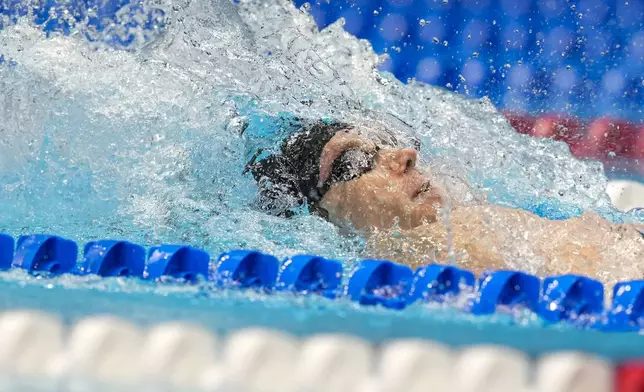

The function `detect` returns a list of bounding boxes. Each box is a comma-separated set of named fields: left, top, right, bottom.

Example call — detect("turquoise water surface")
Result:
left=1, top=0, right=643, bottom=364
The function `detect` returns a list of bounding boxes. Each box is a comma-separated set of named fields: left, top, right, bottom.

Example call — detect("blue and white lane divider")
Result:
left=0, top=310, right=624, bottom=392
left=0, top=233, right=643, bottom=332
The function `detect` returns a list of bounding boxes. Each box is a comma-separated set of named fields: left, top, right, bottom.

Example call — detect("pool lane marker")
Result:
left=0, top=309, right=634, bottom=392
left=0, top=233, right=643, bottom=331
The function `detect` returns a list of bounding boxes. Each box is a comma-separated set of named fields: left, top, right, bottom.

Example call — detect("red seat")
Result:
left=531, top=115, right=585, bottom=156
left=580, top=118, right=641, bottom=161
left=634, top=124, right=644, bottom=161
left=503, top=111, right=536, bottom=135
left=616, top=362, right=644, bottom=392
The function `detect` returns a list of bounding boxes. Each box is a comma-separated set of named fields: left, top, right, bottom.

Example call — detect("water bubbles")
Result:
left=578, top=13, right=583, bottom=19
left=0, top=0, right=637, bottom=284
left=566, top=65, right=572, bottom=70
left=442, top=0, right=448, bottom=4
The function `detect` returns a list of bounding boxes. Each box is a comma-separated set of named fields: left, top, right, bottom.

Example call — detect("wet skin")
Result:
left=316, top=131, right=644, bottom=285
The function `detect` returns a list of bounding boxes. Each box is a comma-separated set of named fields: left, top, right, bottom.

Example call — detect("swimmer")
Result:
left=246, top=120, right=644, bottom=285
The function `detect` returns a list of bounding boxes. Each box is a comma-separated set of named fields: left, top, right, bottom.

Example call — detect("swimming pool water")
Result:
left=0, top=270, right=643, bottom=362
left=0, top=0, right=643, bottom=377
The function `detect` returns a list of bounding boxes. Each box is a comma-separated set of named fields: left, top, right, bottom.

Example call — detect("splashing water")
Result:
left=0, top=0, right=641, bottom=273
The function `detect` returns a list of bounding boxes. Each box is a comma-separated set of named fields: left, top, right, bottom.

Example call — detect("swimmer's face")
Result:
left=318, top=132, right=443, bottom=231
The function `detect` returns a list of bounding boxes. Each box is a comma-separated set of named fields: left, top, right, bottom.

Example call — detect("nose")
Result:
left=389, top=148, right=418, bottom=174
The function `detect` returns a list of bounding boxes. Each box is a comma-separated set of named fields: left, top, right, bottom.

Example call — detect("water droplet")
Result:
left=432, top=37, right=440, bottom=44
left=467, top=34, right=472, bottom=40
left=570, top=4, right=576, bottom=10
left=472, top=52, right=479, bottom=57
left=566, top=65, right=572, bottom=70
left=578, top=13, right=583, bottom=19
left=504, top=63, right=511, bottom=69
left=419, top=19, right=426, bottom=26
left=443, top=40, right=448, bottom=46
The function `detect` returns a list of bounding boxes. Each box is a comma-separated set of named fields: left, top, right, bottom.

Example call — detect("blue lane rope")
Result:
left=0, top=232, right=643, bottom=332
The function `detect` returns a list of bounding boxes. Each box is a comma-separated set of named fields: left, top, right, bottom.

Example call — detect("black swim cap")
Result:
left=245, top=120, right=378, bottom=218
